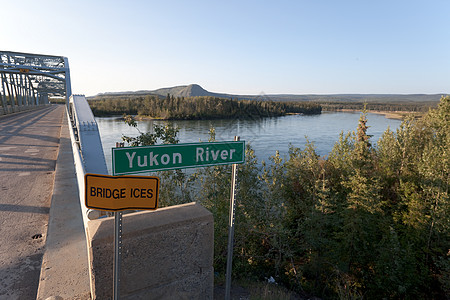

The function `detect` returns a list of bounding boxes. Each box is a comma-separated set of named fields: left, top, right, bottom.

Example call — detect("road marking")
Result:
left=25, top=149, right=39, bottom=153
left=0, top=146, right=17, bottom=151
left=18, top=172, right=31, bottom=176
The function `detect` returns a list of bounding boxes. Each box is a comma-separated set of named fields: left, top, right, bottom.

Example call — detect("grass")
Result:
left=214, top=277, right=301, bottom=300
left=247, top=282, right=295, bottom=300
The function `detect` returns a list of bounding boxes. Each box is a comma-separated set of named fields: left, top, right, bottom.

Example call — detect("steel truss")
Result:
left=0, top=50, right=71, bottom=114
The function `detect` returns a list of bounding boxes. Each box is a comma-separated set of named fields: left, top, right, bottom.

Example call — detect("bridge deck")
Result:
left=0, top=106, right=89, bottom=299
left=0, top=106, right=63, bottom=298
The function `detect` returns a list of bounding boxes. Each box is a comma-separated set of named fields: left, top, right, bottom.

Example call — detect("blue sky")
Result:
left=1, top=0, right=449, bottom=96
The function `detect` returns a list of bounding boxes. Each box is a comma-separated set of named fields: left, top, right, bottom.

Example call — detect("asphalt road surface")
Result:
left=0, top=105, right=64, bottom=299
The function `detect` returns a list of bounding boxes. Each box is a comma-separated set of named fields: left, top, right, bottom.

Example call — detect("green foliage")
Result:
left=320, top=100, right=438, bottom=113
left=120, top=96, right=450, bottom=299
left=121, top=116, right=192, bottom=207
left=121, top=114, right=180, bottom=146
left=232, top=96, right=449, bottom=298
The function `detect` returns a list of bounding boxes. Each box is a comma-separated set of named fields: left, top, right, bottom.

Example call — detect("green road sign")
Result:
left=112, top=141, right=245, bottom=175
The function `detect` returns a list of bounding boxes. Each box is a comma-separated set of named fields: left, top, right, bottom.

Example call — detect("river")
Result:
left=96, top=112, right=402, bottom=173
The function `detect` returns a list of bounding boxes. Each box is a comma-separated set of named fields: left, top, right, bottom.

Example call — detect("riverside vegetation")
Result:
left=121, top=96, right=449, bottom=299
left=319, top=101, right=438, bottom=113
left=89, top=94, right=322, bottom=119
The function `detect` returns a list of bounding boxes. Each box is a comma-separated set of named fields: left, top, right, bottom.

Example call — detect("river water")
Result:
left=96, top=112, right=402, bottom=173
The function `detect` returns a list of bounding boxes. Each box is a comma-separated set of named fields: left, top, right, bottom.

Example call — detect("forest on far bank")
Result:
left=88, top=94, right=322, bottom=119
left=319, top=100, right=439, bottom=113
left=86, top=93, right=440, bottom=120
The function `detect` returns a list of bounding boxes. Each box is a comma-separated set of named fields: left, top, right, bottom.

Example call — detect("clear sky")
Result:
left=1, top=0, right=449, bottom=96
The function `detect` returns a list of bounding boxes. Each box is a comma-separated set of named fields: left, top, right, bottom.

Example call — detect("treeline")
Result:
left=319, top=101, right=439, bottom=112
left=49, top=98, right=66, bottom=104
left=124, top=96, right=450, bottom=299
left=88, top=94, right=322, bottom=119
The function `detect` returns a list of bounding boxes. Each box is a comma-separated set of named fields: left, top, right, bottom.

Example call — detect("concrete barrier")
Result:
left=87, top=202, right=214, bottom=299
left=37, top=108, right=91, bottom=300
left=38, top=104, right=110, bottom=300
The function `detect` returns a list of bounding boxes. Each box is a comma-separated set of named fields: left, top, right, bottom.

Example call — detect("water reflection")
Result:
left=96, top=112, right=402, bottom=173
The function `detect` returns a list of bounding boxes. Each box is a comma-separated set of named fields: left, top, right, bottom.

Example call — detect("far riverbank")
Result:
left=326, top=109, right=425, bottom=120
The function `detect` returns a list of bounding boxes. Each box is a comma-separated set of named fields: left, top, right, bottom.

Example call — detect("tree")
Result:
left=121, top=115, right=193, bottom=207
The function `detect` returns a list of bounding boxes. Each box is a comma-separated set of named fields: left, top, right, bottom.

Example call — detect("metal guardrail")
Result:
left=68, top=94, right=109, bottom=220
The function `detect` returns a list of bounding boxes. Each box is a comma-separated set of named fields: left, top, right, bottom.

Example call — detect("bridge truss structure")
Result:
left=0, top=50, right=71, bottom=114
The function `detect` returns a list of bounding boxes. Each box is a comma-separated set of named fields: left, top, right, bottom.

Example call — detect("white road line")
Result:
left=25, top=149, right=40, bottom=153
left=0, top=146, right=18, bottom=151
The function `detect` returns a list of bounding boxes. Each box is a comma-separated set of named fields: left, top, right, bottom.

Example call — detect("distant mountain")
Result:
left=93, top=84, right=225, bottom=98
left=91, top=84, right=445, bottom=103
left=152, top=84, right=214, bottom=97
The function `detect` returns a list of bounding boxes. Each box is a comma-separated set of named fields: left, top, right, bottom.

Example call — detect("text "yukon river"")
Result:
left=112, top=141, right=245, bottom=175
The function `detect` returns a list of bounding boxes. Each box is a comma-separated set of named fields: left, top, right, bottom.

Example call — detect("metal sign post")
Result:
left=107, top=142, right=160, bottom=299
left=225, top=136, right=240, bottom=300
left=113, top=210, right=122, bottom=300
left=84, top=173, right=159, bottom=300
left=113, top=142, right=124, bottom=300
left=106, top=139, right=245, bottom=299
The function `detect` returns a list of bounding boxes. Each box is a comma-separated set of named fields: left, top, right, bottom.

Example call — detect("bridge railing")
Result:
left=67, top=94, right=109, bottom=220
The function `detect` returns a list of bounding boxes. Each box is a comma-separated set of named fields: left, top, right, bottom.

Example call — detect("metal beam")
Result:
left=0, top=76, right=8, bottom=114
left=0, top=50, right=71, bottom=114
left=0, top=62, right=67, bottom=72
left=0, top=67, right=65, bottom=81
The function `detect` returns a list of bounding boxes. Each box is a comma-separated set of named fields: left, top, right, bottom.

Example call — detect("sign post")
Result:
left=113, top=210, right=122, bottom=300
left=86, top=139, right=245, bottom=299
left=85, top=145, right=160, bottom=300
left=84, top=173, right=159, bottom=300
left=225, top=136, right=240, bottom=300
left=114, top=140, right=125, bottom=300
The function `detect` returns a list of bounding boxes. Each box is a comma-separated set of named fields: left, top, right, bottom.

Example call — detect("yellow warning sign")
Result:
left=85, top=174, right=159, bottom=211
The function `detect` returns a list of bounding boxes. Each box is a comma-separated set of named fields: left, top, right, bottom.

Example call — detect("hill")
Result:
left=92, top=84, right=227, bottom=99
left=90, top=84, right=445, bottom=103
left=151, top=84, right=218, bottom=97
